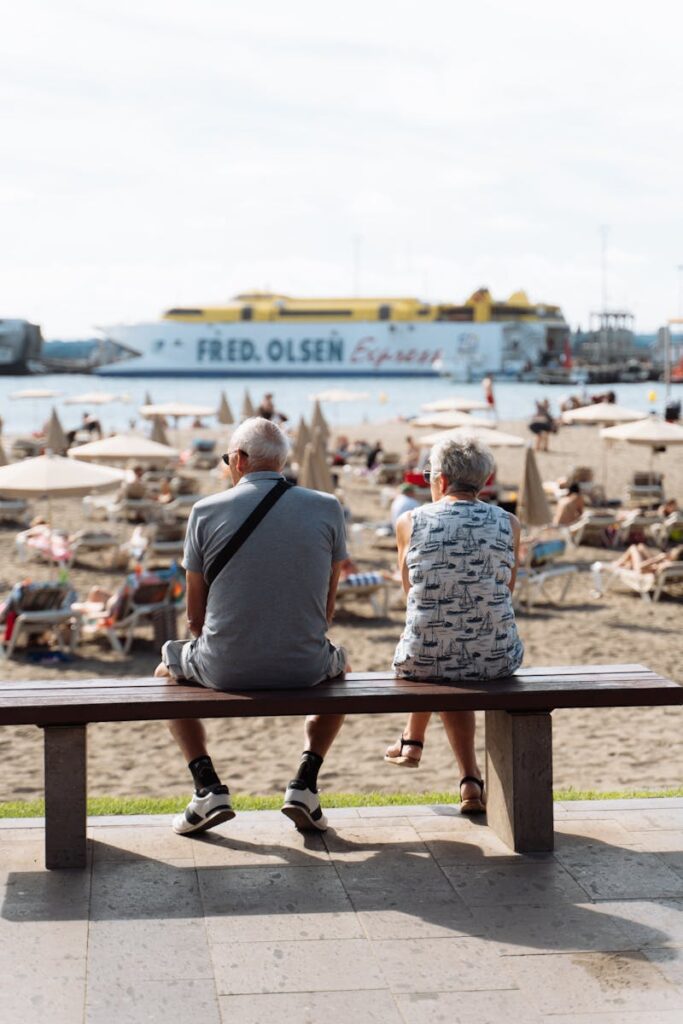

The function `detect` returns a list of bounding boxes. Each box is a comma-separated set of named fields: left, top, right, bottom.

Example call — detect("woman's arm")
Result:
left=396, top=511, right=413, bottom=595
left=508, top=513, right=522, bottom=592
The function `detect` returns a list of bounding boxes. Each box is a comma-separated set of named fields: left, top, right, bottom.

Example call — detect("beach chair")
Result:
left=568, top=509, right=619, bottom=547
left=514, top=535, right=579, bottom=611
left=336, top=573, right=393, bottom=617
left=0, top=582, right=78, bottom=658
left=625, top=472, right=664, bottom=509
left=70, top=529, right=125, bottom=568
left=591, top=559, right=683, bottom=603
left=650, top=510, right=683, bottom=549
left=0, top=498, right=30, bottom=524
left=16, top=526, right=75, bottom=566
left=143, top=520, right=186, bottom=566
left=189, top=439, right=218, bottom=470
left=10, top=438, right=41, bottom=460
left=74, top=573, right=183, bottom=655
left=615, top=509, right=663, bottom=547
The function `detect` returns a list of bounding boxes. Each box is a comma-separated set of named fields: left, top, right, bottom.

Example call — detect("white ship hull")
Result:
left=95, top=319, right=550, bottom=380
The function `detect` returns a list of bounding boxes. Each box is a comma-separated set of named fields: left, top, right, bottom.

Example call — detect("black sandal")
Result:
left=459, top=775, right=486, bottom=814
left=384, top=735, right=423, bottom=768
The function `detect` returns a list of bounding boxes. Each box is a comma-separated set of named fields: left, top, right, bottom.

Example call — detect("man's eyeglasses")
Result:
left=423, top=463, right=435, bottom=483
left=221, top=449, right=247, bottom=466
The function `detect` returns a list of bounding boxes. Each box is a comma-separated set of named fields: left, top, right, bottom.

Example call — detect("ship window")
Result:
left=165, top=308, right=204, bottom=316
left=418, top=306, right=431, bottom=316
left=277, top=309, right=353, bottom=317
left=241, top=306, right=253, bottom=321
left=378, top=304, right=391, bottom=321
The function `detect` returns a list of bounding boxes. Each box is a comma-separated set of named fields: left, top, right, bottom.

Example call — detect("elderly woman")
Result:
left=385, top=436, right=524, bottom=813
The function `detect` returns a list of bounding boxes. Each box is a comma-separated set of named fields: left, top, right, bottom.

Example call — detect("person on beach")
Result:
left=386, top=436, right=524, bottom=813
left=154, top=417, right=349, bottom=836
left=612, top=543, right=683, bottom=574
left=553, top=483, right=585, bottom=527
left=528, top=399, right=557, bottom=451
left=256, top=392, right=288, bottom=424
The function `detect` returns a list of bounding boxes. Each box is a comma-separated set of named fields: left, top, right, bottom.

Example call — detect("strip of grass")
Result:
left=1, top=787, right=682, bottom=819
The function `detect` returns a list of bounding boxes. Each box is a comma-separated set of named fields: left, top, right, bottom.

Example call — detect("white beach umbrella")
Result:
left=139, top=402, right=215, bottom=420
left=9, top=388, right=62, bottom=400
left=561, top=403, right=647, bottom=425
left=419, top=425, right=525, bottom=448
left=600, top=416, right=683, bottom=446
left=217, top=391, right=234, bottom=425
left=68, top=434, right=179, bottom=463
left=45, top=407, right=68, bottom=453
left=421, top=397, right=489, bottom=413
left=310, top=388, right=371, bottom=402
left=63, top=391, right=120, bottom=406
left=0, top=454, right=126, bottom=499
left=150, top=416, right=171, bottom=447
left=241, top=390, right=255, bottom=420
left=412, top=411, right=493, bottom=429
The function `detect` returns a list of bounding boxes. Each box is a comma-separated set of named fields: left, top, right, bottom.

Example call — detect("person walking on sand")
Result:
left=385, top=436, right=524, bottom=813
left=155, top=417, right=349, bottom=836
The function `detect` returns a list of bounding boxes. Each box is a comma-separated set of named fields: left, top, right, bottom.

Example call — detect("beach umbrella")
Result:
left=241, top=389, right=255, bottom=420
left=9, top=388, right=62, bottom=400
left=312, top=428, right=335, bottom=494
left=292, top=417, right=311, bottom=465
left=421, top=397, right=489, bottom=413
left=0, top=454, right=126, bottom=500
left=0, top=440, right=7, bottom=468
left=63, top=391, right=120, bottom=406
left=310, top=388, right=371, bottom=403
left=601, top=416, right=683, bottom=472
left=68, top=434, right=179, bottom=464
left=419, top=425, right=525, bottom=448
left=45, top=407, right=68, bottom=454
left=217, top=391, right=234, bottom=425
left=297, top=443, right=318, bottom=490
left=0, top=414, right=4, bottom=435
left=561, top=403, right=647, bottom=425
left=311, top=399, right=330, bottom=443
left=144, top=390, right=153, bottom=406
left=412, top=411, right=493, bottom=429
left=139, top=402, right=215, bottom=420
left=517, top=446, right=552, bottom=527
left=150, top=416, right=171, bottom=447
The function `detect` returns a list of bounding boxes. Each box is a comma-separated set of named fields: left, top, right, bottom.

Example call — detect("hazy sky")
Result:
left=2, top=1, right=682, bottom=337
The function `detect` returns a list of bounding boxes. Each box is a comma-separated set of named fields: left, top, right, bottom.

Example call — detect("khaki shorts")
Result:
left=161, top=639, right=348, bottom=689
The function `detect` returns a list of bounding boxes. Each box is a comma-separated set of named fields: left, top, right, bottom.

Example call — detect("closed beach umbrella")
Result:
left=68, top=434, right=178, bottom=464
left=517, top=446, right=552, bottom=527
left=412, top=411, right=493, bottom=429
left=297, top=443, right=317, bottom=490
left=144, top=390, right=153, bottom=406
left=150, top=416, right=171, bottom=447
left=421, top=397, right=489, bottom=413
left=0, top=440, right=7, bottom=468
left=45, top=407, right=68, bottom=453
left=241, top=390, right=255, bottom=420
left=311, top=400, right=330, bottom=443
left=292, top=417, right=311, bottom=465
left=0, top=454, right=126, bottom=499
left=217, top=391, right=234, bottom=426
left=561, top=403, right=647, bottom=425
left=419, top=425, right=525, bottom=448
left=312, top=428, right=334, bottom=494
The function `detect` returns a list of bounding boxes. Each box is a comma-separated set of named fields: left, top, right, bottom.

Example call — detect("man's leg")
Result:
left=282, top=713, right=345, bottom=832
left=439, top=710, right=486, bottom=811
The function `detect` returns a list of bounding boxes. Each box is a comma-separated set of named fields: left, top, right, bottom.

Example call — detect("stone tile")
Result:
left=395, top=990, right=542, bottom=1023
left=420, top=829, right=516, bottom=865
left=357, top=895, right=480, bottom=940
left=323, top=825, right=426, bottom=861
left=558, top=810, right=670, bottom=831
left=87, top=919, right=213, bottom=981
left=592, top=899, right=683, bottom=948
left=554, top=819, right=638, bottom=848
left=90, top=826, right=195, bottom=864
left=336, top=852, right=456, bottom=901
left=643, top=810, right=683, bottom=830
left=191, top=827, right=330, bottom=867
left=1, top=868, right=91, bottom=921
left=330, top=815, right=413, bottom=830
left=211, top=938, right=385, bottom=994
left=478, top=902, right=637, bottom=955
left=357, top=803, right=446, bottom=818
left=408, top=812, right=490, bottom=833
left=0, top=917, right=88, bottom=976
left=89, top=859, right=199, bottom=920
left=86, top=976, right=221, bottom=1023
left=643, top=946, right=683, bottom=986
left=0, top=975, right=86, bottom=1023
left=199, top=864, right=360, bottom=941
left=555, top=844, right=683, bottom=900
left=218, top=990, right=403, bottom=1024
left=556, top=799, right=683, bottom=812
left=442, top=858, right=587, bottom=907
left=547, top=1013, right=683, bottom=1023
left=372, top=936, right=512, bottom=992
left=505, top=951, right=682, bottom=1015
left=620, top=832, right=683, bottom=877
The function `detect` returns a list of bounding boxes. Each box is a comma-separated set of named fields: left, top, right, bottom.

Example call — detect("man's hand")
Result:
left=186, top=570, right=209, bottom=636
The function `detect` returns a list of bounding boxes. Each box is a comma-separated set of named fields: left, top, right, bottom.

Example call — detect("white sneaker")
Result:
left=172, top=785, right=235, bottom=835
left=281, top=780, right=328, bottom=831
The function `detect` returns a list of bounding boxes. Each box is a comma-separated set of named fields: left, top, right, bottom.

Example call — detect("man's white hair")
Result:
left=429, top=435, right=495, bottom=493
left=230, top=417, right=289, bottom=470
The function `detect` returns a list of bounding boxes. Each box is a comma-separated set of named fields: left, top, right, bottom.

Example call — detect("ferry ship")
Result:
left=94, top=288, right=569, bottom=380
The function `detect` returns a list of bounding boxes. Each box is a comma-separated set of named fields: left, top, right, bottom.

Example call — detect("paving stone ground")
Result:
left=1, top=799, right=682, bottom=1023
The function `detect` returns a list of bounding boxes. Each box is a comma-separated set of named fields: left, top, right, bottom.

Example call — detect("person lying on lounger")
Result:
left=613, top=543, right=683, bottom=574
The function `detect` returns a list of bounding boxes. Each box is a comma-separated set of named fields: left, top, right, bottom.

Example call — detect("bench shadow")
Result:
left=2, top=825, right=679, bottom=956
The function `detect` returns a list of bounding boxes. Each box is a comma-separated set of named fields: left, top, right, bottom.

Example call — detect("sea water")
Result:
left=0, top=373, right=675, bottom=437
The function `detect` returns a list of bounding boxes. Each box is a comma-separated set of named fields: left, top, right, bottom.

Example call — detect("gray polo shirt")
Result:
left=181, top=472, right=348, bottom=690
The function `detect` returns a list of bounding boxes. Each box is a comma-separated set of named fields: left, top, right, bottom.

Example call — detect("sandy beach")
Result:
left=0, top=416, right=681, bottom=802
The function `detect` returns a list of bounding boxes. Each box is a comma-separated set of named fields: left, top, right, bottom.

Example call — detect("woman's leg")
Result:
left=439, top=710, right=483, bottom=801
left=385, top=711, right=432, bottom=761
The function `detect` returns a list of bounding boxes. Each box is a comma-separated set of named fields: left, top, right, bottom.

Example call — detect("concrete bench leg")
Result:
left=484, top=710, right=553, bottom=854
left=43, top=725, right=88, bottom=869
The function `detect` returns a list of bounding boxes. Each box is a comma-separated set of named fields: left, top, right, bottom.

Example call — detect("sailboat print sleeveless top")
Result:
left=393, top=499, right=524, bottom=681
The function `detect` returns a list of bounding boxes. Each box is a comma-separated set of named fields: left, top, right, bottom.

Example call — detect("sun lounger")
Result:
left=16, top=526, right=74, bottom=566
left=615, top=510, right=663, bottom=547
left=0, top=582, right=78, bottom=658
left=0, top=498, right=30, bottom=524
left=625, top=472, right=664, bottom=509
left=591, top=559, right=683, bottom=602
left=568, top=509, right=619, bottom=547
left=74, top=575, right=182, bottom=655
left=336, top=574, right=393, bottom=617
left=514, top=536, right=579, bottom=611
left=650, top=510, right=683, bottom=548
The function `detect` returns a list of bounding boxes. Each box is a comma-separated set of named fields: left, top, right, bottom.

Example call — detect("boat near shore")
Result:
left=93, top=288, right=570, bottom=380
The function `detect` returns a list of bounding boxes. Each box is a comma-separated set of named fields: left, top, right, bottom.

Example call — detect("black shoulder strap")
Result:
left=205, top=479, right=293, bottom=588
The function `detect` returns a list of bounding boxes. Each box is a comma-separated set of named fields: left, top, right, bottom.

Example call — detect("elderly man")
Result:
left=155, top=417, right=348, bottom=836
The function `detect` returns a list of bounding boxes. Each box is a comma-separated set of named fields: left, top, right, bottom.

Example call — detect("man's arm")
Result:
left=396, top=510, right=413, bottom=595
left=186, top=570, right=209, bottom=637
left=326, top=560, right=344, bottom=625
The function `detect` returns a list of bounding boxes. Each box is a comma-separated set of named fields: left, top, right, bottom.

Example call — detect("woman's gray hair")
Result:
left=429, top=435, right=495, bottom=494
left=230, top=417, right=289, bottom=470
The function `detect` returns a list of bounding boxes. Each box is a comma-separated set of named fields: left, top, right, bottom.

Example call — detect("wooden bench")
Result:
left=0, top=664, right=680, bottom=869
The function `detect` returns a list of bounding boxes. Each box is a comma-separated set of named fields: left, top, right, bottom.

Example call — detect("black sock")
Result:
left=294, top=750, right=323, bottom=791
left=188, top=755, right=222, bottom=796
